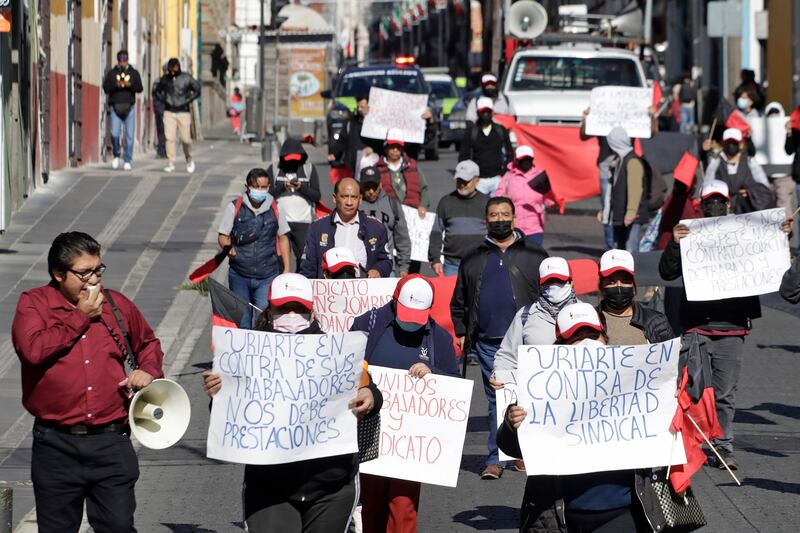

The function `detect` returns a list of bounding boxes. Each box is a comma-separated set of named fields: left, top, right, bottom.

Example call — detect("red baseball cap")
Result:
left=556, top=302, right=603, bottom=340
left=599, top=250, right=635, bottom=278
left=393, top=274, right=434, bottom=325
left=322, top=247, right=358, bottom=274
left=267, top=273, right=313, bottom=310
left=539, top=257, right=571, bottom=284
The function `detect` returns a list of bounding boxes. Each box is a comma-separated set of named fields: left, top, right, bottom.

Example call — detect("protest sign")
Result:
left=311, top=278, right=398, bottom=333
left=585, top=86, right=653, bottom=139
left=516, top=339, right=686, bottom=475
left=401, top=205, right=436, bottom=263
left=207, top=326, right=366, bottom=465
left=359, top=366, right=473, bottom=487
left=361, top=87, right=428, bottom=144
left=494, top=370, right=519, bottom=461
left=679, top=208, right=790, bottom=301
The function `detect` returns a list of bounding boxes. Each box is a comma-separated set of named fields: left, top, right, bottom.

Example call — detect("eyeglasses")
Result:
left=68, top=264, right=107, bottom=282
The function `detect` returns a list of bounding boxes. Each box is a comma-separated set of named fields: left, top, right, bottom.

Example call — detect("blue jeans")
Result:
left=475, top=338, right=506, bottom=467
left=476, top=176, right=501, bottom=196
left=110, top=109, right=136, bottom=162
left=525, top=233, right=544, bottom=247
left=679, top=105, right=696, bottom=134
left=228, top=270, right=276, bottom=328
left=443, top=257, right=460, bottom=277
left=613, top=223, right=642, bottom=252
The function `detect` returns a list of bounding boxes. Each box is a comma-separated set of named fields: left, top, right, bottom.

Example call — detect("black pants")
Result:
left=243, top=469, right=358, bottom=533
left=288, top=222, right=310, bottom=268
left=154, top=109, right=166, bottom=156
left=31, top=424, right=139, bottom=533
left=566, top=503, right=651, bottom=533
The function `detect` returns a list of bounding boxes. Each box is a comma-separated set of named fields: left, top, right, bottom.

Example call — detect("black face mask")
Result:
left=603, top=286, right=635, bottom=310
left=483, top=87, right=498, bottom=98
left=330, top=268, right=357, bottom=279
left=488, top=220, right=513, bottom=240
left=517, top=159, right=533, bottom=172
left=703, top=201, right=728, bottom=218
left=478, top=113, right=493, bottom=125
left=281, top=160, right=300, bottom=172
left=723, top=142, right=740, bottom=157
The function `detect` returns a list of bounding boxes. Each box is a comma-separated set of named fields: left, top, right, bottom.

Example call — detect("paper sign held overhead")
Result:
left=585, top=86, right=653, bottom=139
left=361, top=87, right=428, bottom=144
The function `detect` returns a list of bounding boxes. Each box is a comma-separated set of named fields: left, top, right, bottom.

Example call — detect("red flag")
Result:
left=566, top=259, right=600, bottom=296
left=715, top=98, right=751, bottom=137
left=329, top=166, right=353, bottom=185
left=633, top=138, right=644, bottom=157
left=208, top=278, right=249, bottom=328
left=790, top=107, right=800, bottom=131
left=428, top=275, right=461, bottom=355
left=672, top=151, right=699, bottom=188
left=189, top=247, right=231, bottom=284
left=315, top=200, right=333, bottom=219
left=652, top=83, right=663, bottom=109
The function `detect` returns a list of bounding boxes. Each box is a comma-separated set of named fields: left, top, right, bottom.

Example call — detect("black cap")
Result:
left=360, top=166, right=380, bottom=185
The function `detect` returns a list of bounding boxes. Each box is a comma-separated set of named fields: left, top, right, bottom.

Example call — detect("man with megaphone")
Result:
left=12, top=231, right=165, bottom=533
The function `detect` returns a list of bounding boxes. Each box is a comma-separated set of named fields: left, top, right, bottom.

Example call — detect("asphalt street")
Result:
left=1, top=133, right=799, bottom=532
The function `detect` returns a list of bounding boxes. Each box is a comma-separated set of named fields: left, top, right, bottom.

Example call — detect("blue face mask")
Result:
left=396, top=319, right=423, bottom=332
left=248, top=188, right=269, bottom=203
left=736, top=97, right=750, bottom=111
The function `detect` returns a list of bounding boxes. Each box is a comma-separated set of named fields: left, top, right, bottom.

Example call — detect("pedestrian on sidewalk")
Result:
left=228, top=87, right=245, bottom=135
left=156, top=58, right=201, bottom=173
left=267, top=138, right=322, bottom=267
left=359, top=166, right=412, bottom=276
left=459, top=98, right=513, bottom=195
left=351, top=275, right=459, bottom=532
left=151, top=64, right=168, bottom=159
left=202, top=273, right=382, bottom=533
left=11, top=231, right=164, bottom=533
left=465, top=73, right=515, bottom=123
left=428, top=159, right=488, bottom=277
left=450, top=196, right=548, bottom=479
left=218, top=168, right=292, bottom=328
left=494, top=145, right=554, bottom=248
left=299, top=178, right=392, bottom=279
left=103, top=49, right=143, bottom=171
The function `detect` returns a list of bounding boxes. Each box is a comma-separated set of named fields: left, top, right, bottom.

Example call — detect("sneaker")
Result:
left=716, top=450, right=738, bottom=471
left=480, top=464, right=503, bottom=480
left=186, top=160, right=196, bottom=174
left=512, top=459, right=526, bottom=472
left=163, top=164, right=176, bottom=173
left=111, top=157, right=120, bottom=170
left=467, top=354, right=479, bottom=366
left=123, top=162, right=132, bottom=171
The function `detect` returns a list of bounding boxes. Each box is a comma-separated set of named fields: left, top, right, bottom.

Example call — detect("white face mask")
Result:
left=542, top=282, right=572, bottom=304
left=577, top=337, right=605, bottom=347
left=272, top=312, right=311, bottom=334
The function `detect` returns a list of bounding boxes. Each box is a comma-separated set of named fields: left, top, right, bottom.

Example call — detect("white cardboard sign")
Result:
left=585, top=86, right=653, bottom=139
left=361, top=87, right=428, bottom=144
left=495, top=369, right=520, bottom=461
left=516, top=339, right=686, bottom=476
left=207, top=327, right=366, bottom=465
left=401, top=205, right=436, bottom=263
left=311, top=278, right=399, bottom=333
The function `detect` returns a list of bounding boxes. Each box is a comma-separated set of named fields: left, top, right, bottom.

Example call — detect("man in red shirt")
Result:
left=12, top=231, right=164, bottom=533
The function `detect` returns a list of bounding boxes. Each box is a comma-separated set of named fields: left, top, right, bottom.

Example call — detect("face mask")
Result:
left=396, top=319, right=424, bottom=332
left=736, top=97, right=750, bottom=111
left=483, top=87, right=498, bottom=98
left=272, top=312, right=311, bottom=334
left=703, top=201, right=728, bottom=218
left=478, top=114, right=493, bottom=125
left=542, top=282, right=572, bottom=304
left=488, top=220, right=513, bottom=240
left=577, top=337, right=605, bottom=347
left=723, top=142, right=740, bottom=157
left=517, top=159, right=533, bottom=172
left=603, top=286, right=635, bottom=310
left=248, top=188, right=269, bottom=203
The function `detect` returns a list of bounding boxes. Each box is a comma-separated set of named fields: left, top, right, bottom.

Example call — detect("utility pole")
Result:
left=258, top=0, right=266, bottom=141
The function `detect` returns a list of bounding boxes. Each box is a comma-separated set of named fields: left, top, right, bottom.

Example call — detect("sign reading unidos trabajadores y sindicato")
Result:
left=679, top=208, right=790, bottom=301
left=516, top=339, right=686, bottom=476
left=401, top=205, right=436, bottom=263
left=585, top=86, right=653, bottom=139
left=207, top=327, right=366, bottom=465
left=361, top=87, right=428, bottom=144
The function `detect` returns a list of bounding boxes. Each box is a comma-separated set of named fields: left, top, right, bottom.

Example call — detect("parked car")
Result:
left=422, top=70, right=464, bottom=150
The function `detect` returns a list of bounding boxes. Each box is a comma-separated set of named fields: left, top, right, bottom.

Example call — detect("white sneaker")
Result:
left=186, top=160, right=196, bottom=174
left=123, top=162, right=132, bottom=171
left=111, top=157, right=120, bottom=170
left=164, top=163, right=176, bottom=173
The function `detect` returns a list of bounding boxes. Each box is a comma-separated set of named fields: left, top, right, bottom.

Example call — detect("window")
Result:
left=337, top=70, right=427, bottom=96
left=509, top=56, right=643, bottom=91
left=429, top=81, right=458, bottom=99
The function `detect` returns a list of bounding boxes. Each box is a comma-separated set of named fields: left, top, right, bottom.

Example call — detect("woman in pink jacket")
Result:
left=494, top=145, right=554, bottom=247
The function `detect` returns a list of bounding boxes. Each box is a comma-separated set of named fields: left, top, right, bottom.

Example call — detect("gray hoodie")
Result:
left=360, top=190, right=412, bottom=274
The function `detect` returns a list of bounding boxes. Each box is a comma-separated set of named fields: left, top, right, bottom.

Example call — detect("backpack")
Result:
left=641, top=156, right=667, bottom=212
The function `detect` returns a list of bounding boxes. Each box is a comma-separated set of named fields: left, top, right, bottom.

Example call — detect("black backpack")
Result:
left=641, top=156, right=667, bottom=212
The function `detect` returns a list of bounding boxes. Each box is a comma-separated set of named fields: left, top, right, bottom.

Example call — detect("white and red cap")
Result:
left=393, top=274, right=434, bottom=325
left=701, top=179, right=730, bottom=200
left=476, top=96, right=494, bottom=112
left=722, top=128, right=743, bottom=142
left=599, top=249, right=635, bottom=277
left=556, top=302, right=604, bottom=340
left=515, top=145, right=535, bottom=160
left=539, top=257, right=571, bottom=284
left=268, top=273, right=313, bottom=310
left=481, top=74, right=498, bottom=85
left=385, top=128, right=405, bottom=147
left=322, top=247, right=358, bottom=274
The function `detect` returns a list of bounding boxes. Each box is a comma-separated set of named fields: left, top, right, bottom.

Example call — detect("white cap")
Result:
left=476, top=96, right=494, bottom=112
left=599, top=250, right=635, bottom=277
left=701, top=179, right=730, bottom=200
left=481, top=74, right=498, bottom=85
left=722, top=128, right=743, bottom=142
left=268, top=273, right=313, bottom=310
left=385, top=128, right=405, bottom=146
left=454, top=159, right=480, bottom=180
left=394, top=275, right=434, bottom=325
left=539, top=257, right=571, bottom=284
left=322, top=247, right=358, bottom=274
left=515, top=145, right=535, bottom=160
left=556, top=302, right=603, bottom=340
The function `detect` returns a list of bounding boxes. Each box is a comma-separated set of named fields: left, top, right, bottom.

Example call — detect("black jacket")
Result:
left=268, top=138, right=322, bottom=208
left=459, top=122, right=514, bottom=178
left=659, top=240, right=761, bottom=332
left=155, top=72, right=201, bottom=113
left=598, top=302, right=674, bottom=343
left=451, top=231, right=548, bottom=350
left=785, top=128, right=800, bottom=184
left=779, top=259, right=800, bottom=304
left=102, top=65, right=143, bottom=116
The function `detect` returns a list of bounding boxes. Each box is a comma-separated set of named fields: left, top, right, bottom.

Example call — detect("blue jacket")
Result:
left=299, top=211, right=393, bottom=278
left=350, top=301, right=460, bottom=377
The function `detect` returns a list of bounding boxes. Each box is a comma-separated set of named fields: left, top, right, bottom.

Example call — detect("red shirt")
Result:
left=12, top=283, right=164, bottom=426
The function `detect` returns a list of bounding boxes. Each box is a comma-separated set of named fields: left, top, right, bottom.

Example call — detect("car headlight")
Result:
left=329, top=108, right=350, bottom=121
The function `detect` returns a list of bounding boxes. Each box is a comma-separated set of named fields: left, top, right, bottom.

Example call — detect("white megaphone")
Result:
left=508, top=0, right=548, bottom=40
left=129, top=378, right=191, bottom=449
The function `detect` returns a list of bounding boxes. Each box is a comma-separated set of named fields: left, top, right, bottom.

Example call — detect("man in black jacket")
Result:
left=451, top=196, right=547, bottom=479
left=458, top=97, right=513, bottom=196
left=102, top=50, right=143, bottom=171
left=155, top=58, right=201, bottom=173
left=151, top=64, right=168, bottom=158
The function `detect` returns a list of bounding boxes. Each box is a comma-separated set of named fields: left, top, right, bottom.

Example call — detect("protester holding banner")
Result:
left=202, top=273, right=383, bottom=533
left=218, top=168, right=292, bottom=328
left=299, top=178, right=393, bottom=279
left=359, top=166, right=412, bottom=276
left=496, top=302, right=667, bottom=533
left=428, top=160, right=489, bottom=277
left=267, top=138, right=322, bottom=266
left=464, top=73, right=516, bottom=123
left=350, top=274, right=459, bottom=532
left=459, top=98, right=514, bottom=195
left=494, top=145, right=555, bottom=247
left=451, top=197, right=548, bottom=479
